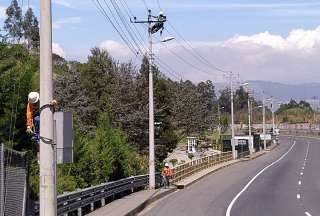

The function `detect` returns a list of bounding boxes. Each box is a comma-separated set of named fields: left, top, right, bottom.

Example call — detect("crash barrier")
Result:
left=0, top=144, right=28, bottom=216
left=33, top=174, right=161, bottom=216
left=171, top=151, right=233, bottom=183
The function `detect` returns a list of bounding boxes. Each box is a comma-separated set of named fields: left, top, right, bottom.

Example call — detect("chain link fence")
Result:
left=0, top=144, right=28, bottom=216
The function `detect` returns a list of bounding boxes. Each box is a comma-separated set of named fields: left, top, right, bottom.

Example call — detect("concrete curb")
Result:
left=125, top=188, right=177, bottom=216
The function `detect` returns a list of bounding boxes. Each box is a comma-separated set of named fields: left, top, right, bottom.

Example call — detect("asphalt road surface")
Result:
left=140, top=136, right=320, bottom=216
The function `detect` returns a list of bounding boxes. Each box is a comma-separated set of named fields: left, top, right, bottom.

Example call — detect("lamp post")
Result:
left=241, top=83, right=253, bottom=154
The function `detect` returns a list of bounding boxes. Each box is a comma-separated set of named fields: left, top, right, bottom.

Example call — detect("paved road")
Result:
left=140, top=136, right=320, bottom=216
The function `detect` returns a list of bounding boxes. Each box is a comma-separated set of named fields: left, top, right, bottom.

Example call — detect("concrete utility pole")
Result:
left=218, top=103, right=222, bottom=137
left=262, top=94, right=266, bottom=151
left=230, top=72, right=236, bottom=159
left=271, top=98, right=275, bottom=134
left=241, top=82, right=252, bottom=154
left=248, top=95, right=252, bottom=154
left=131, top=10, right=168, bottom=189
left=40, top=0, right=56, bottom=215
left=148, top=16, right=155, bottom=190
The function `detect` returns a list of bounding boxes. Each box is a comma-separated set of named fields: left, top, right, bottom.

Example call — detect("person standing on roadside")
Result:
left=162, top=162, right=172, bottom=188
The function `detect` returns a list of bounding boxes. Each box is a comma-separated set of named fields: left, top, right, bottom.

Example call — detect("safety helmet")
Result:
left=159, top=11, right=164, bottom=16
left=165, top=162, right=169, bottom=167
left=28, top=92, right=40, bottom=104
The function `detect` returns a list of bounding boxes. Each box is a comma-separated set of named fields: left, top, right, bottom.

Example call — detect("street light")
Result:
left=161, top=36, right=175, bottom=43
left=240, top=82, right=253, bottom=154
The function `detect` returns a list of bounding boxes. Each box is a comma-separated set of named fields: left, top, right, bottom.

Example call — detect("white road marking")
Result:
left=300, top=172, right=304, bottom=176
left=297, top=194, right=301, bottom=199
left=226, top=141, right=296, bottom=216
left=305, top=212, right=312, bottom=216
left=302, top=167, right=305, bottom=170
left=298, top=181, right=302, bottom=185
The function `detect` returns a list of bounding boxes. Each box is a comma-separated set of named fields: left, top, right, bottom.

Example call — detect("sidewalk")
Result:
left=87, top=188, right=176, bottom=216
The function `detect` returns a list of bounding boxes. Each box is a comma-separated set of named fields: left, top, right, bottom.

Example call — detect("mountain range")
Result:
left=215, top=80, right=320, bottom=105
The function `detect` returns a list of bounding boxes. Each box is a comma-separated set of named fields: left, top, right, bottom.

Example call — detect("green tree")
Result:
left=0, top=43, right=38, bottom=148
left=4, top=0, right=23, bottom=43
left=23, top=8, right=39, bottom=51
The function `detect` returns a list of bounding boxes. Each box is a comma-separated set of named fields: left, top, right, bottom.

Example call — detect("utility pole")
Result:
left=131, top=10, right=167, bottom=189
left=271, top=98, right=275, bottom=134
left=262, top=94, right=266, bottom=151
left=230, top=72, right=236, bottom=159
left=218, top=103, right=221, bottom=137
left=248, top=94, right=252, bottom=154
left=40, top=0, right=56, bottom=215
left=148, top=18, right=155, bottom=190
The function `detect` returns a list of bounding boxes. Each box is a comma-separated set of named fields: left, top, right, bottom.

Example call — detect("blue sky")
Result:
left=1, top=0, right=320, bottom=84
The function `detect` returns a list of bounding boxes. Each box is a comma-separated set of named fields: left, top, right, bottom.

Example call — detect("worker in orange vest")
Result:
left=26, top=92, right=57, bottom=142
left=162, top=163, right=172, bottom=188
left=26, top=92, right=40, bottom=140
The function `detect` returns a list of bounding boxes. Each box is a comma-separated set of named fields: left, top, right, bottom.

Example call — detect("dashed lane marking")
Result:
left=297, top=194, right=301, bottom=199
left=305, top=212, right=312, bottom=216
left=226, top=141, right=296, bottom=216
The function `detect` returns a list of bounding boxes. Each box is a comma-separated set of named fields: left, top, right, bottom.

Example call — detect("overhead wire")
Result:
left=155, top=0, right=230, bottom=75
left=114, top=0, right=182, bottom=80
left=92, top=0, right=140, bottom=56
left=107, top=0, right=146, bottom=55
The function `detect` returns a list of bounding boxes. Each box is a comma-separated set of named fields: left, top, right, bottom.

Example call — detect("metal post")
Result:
left=218, top=103, right=221, bottom=137
left=248, top=97, right=252, bottom=154
left=148, top=11, right=155, bottom=190
left=271, top=98, right=275, bottom=134
left=40, top=0, right=56, bottom=215
left=230, top=72, right=236, bottom=159
left=263, top=96, right=266, bottom=150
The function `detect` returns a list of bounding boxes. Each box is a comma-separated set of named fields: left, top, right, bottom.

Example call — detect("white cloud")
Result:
left=53, top=17, right=82, bottom=29
left=0, top=6, right=6, bottom=19
left=153, top=26, right=320, bottom=84
left=53, top=43, right=66, bottom=58
left=228, top=26, right=320, bottom=50
left=52, top=0, right=71, bottom=8
left=99, top=40, right=132, bottom=60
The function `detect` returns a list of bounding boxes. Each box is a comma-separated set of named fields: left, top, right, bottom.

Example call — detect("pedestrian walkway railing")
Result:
left=281, top=129, right=320, bottom=137
left=171, top=151, right=233, bottom=183
left=33, top=174, right=161, bottom=216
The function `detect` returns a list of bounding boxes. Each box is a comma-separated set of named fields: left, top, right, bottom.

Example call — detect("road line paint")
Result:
left=297, top=194, right=301, bottom=199
left=305, top=212, right=312, bottom=216
left=300, top=172, right=304, bottom=176
left=298, top=181, right=302, bottom=185
left=226, top=141, right=296, bottom=216
left=302, top=167, right=305, bottom=170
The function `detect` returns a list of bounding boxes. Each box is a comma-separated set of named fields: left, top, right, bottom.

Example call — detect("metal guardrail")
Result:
left=171, top=152, right=233, bottom=183
left=34, top=174, right=161, bottom=216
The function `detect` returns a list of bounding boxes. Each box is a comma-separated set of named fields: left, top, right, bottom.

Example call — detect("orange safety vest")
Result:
left=162, top=167, right=172, bottom=177
left=26, top=102, right=34, bottom=128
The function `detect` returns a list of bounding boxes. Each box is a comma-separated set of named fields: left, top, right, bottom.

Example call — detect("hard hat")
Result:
left=159, top=11, right=164, bottom=16
left=165, top=162, right=169, bottom=167
left=28, top=92, right=39, bottom=104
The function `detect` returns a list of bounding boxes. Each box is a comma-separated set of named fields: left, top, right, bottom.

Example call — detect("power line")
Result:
left=92, top=0, right=139, bottom=56
left=156, top=0, right=230, bottom=75
left=107, top=0, right=146, bottom=54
